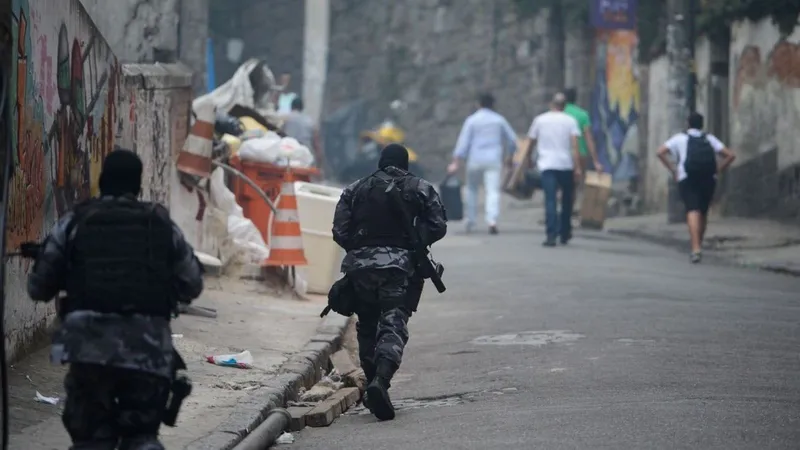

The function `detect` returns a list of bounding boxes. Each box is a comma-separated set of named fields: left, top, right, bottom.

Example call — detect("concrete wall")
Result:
left=641, top=18, right=800, bottom=221
left=6, top=0, right=127, bottom=360
left=303, top=0, right=330, bottom=123
left=78, top=0, right=209, bottom=94
left=643, top=55, right=671, bottom=212
left=324, top=0, right=563, bottom=175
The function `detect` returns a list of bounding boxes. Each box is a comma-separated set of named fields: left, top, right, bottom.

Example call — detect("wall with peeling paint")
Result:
left=6, top=0, right=128, bottom=361
left=120, top=62, right=225, bottom=258
left=725, top=19, right=800, bottom=220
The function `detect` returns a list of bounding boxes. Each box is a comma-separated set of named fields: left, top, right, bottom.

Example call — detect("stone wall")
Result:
left=78, top=0, right=209, bottom=94
left=209, top=0, right=305, bottom=93
left=6, top=0, right=128, bottom=361
left=324, top=0, right=569, bottom=175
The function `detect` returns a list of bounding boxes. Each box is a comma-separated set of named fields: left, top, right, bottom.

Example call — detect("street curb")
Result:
left=607, top=228, right=800, bottom=277
left=186, top=314, right=352, bottom=450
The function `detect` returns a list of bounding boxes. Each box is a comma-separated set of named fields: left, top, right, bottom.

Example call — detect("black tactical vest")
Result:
left=350, top=170, right=423, bottom=249
left=64, top=198, right=176, bottom=318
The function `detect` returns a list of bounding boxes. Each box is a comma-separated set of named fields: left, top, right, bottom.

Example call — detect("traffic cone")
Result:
left=263, top=169, right=308, bottom=267
left=176, top=102, right=215, bottom=178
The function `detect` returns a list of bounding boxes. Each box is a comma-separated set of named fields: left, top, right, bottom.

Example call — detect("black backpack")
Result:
left=683, top=133, right=717, bottom=179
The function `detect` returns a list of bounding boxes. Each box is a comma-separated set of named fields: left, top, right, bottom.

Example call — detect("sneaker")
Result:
left=690, top=251, right=702, bottom=264
left=489, top=225, right=499, bottom=235
left=465, top=222, right=474, bottom=234
left=365, top=378, right=395, bottom=421
left=560, top=233, right=572, bottom=245
left=542, top=239, right=557, bottom=247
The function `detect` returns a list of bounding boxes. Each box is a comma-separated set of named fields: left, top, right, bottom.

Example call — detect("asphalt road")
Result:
left=291, top=213, right=800, bottom=450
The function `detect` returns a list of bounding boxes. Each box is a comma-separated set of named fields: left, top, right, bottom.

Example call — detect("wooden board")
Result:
left=579, top=171, right=613, bottom=230
left=503, top=137, right=534, bottom=199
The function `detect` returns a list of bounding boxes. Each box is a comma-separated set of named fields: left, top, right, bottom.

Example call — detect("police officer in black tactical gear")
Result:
left=27, top=149, right=204, bottom=450
left=332, top=143, right=448, bottom=421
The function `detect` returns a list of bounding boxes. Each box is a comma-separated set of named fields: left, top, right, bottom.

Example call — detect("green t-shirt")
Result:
left=564, top=103, right=591, bottom=156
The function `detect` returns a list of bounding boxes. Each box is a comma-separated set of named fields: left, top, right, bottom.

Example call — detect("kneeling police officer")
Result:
left=26, top=149, right=204, bottom=450
left=332, top=143, right=447, bottom=421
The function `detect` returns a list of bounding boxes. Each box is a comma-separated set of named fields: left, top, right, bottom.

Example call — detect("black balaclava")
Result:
left=378, top=143, right=409, bottom=171
left=98, top=149, right=143, bottom=197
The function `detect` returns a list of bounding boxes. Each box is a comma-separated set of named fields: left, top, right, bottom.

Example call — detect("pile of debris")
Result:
left=182, top=59, right=319, bottom=288
left=284, top=349, right=366, bottom=436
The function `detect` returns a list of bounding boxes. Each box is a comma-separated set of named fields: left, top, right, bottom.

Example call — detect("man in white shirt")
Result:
left=657, top=112, right=736, bottom=263
left=447, top=92, right=518, bottom=235
left=524, top=93, right=582, bottom=247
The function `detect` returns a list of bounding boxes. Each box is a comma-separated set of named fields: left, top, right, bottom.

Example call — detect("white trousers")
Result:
left=465, top=164, right=502, bottom=226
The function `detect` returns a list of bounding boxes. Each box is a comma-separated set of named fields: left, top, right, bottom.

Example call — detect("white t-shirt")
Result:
left=663, top=129, right=726, bottom=181
left=527, top=111, right=580, bottom=171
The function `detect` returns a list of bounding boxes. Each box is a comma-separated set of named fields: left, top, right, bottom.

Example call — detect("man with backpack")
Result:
left=656, top=112, right=736, bottom=263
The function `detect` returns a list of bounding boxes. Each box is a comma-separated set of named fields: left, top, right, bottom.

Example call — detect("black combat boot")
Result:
left=365, top=359, right=396, bottom=421
left=361, top=361, right=376, bottom=405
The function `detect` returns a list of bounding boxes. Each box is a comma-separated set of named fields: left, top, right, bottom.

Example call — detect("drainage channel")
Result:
left=344, top=392, right=475, bottom=416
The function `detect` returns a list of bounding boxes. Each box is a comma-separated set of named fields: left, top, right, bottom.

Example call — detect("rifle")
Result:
left=377, top=172, right=446, bottom=293
left=6, top=242, right=42, bottom=259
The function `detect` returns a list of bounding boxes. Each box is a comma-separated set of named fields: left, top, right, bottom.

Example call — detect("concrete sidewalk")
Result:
left=8, top=276, right=349, bottom=450
left=606, top=214, right=800, bottom=276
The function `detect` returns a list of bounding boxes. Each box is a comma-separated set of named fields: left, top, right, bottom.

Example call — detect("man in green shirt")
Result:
left=564, top=88, right=603, bottom=214
left=564, top=88, right=602, bottom=174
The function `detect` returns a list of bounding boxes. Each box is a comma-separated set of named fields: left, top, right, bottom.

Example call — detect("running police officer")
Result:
left=332, top=143, right=448, bottom=421
left=26, top=149, right=204, bottom=450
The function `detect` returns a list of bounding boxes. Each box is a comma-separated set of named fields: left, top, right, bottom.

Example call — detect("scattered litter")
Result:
left=501, top=387, right=518, bottom=392
left=172, top=334, right=183, bottom=339
left=34, top=392, right=59, bottom=405
left=206, top=350, right=254, bottom=369
left=26, top=375, right=33, bottom=383
left=275, top=432, right=295, bottom=444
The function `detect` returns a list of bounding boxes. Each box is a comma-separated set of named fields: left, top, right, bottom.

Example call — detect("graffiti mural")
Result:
left=8, top=0, right=123, bottom=262
left=590, top=29, right=641, bottom=182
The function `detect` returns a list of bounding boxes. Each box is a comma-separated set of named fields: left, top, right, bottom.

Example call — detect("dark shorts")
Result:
left=678, top=177, right=716, bottom=215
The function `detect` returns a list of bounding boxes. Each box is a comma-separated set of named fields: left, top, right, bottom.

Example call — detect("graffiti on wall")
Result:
left=8, top=0, right=123, bottom=263
left=590, top=29, right=641, bottom=182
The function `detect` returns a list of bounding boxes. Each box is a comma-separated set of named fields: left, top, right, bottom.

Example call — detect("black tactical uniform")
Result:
left=332, top=144, right=447, bottom=421
left=27, top=149, right=204, bottom=450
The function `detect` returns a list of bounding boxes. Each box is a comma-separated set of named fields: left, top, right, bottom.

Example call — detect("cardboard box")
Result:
left=579, top=171, right=613, bottom=229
